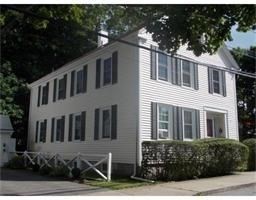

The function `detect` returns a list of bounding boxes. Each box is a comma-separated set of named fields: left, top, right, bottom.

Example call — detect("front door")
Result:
left=207, top=118, right=214, bottom=137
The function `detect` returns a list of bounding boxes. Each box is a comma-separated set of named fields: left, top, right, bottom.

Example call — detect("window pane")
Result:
left=159, top=130, right=169, bottom=139
left=184, top=125, right=193, bottom=139
left=213, top=82, right=220, bottom=94
left=182, top=61, right=191, bottom=86
left=159, top=107, right=169, bottom=121
left=158, top=54, right=168, bottom=80
left=40, top=122, right=45, bottom=142
left=42, top=86, right=47, bottom=104
left=56, top=119, right=62, bottom=141
left=102, top=110, right=111, bottom=138
left=182, top=60, right=190, bottom=73
left=158, top=106, right=169, bottom=139
left=75, top=115, right=81, bottom=140
left=104, top=58, right=112, bottom=85
left=213, top=70, right=219, bottom=81
left=58, top=78, right=65, bottom=99
left=183, top=74, right=191, bottom=86
left=76, top=70, right=83, bottom=94
left=184, top=111, right=192, bottom=124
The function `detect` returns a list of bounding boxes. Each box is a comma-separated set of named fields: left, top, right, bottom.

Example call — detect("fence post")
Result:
left=77, top=152, right=81, bottom=169
left=37, top=152, right=41, bottom=166
left=107, top=152, right=112, bottom=182
left=23, top=151, right=27, bottom=167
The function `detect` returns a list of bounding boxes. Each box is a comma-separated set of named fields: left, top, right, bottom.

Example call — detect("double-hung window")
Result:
left=37, top=119, right=47, bottom=143
left=76, top=69, right=84, bottom=94
left=102, top=108, right=111, bottom=138
left=158, top=53, right=168, bottom=81
left=58, top=78, right=65, bottom=99
left=212, top=70, right=221, bottom=94
left=183, top=109, right=195, bottom=141
left=74, top=114, right=81, bottom=141
left=182, top=60, right=193, bottom=87
left=103, top=58, right=112, bottom=86
left=158, top=106, right=169, bottom=139
left=56, top=117, right=62, bottom=142
left=41, top=83, right=49, bottom=105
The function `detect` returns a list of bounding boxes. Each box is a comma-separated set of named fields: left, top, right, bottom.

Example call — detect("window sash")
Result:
left=76, top=69, right=84, bottom=94
left=39, top=121, right=46, bottom=142
left=102, top=109, right=111, bottom=138
left=74, top=115, right=81, bottom=140
left=158, top=106, right=169, bottom=139
left=158, top=53, right=168, bottom=81
left=183, top=110, right=195, bottom=140
left=58, top=78, right=65, bottom=99
left=56, top=118, right=62, bottom=142
left=182, top=60, right=192, bottom=87
left=42, top=86, right=47, bottom=104
left=103, top=58, right=112, bottom=85
left=212, top=70, right=222, bottom=94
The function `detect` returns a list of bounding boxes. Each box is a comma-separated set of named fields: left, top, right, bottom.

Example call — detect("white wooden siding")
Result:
left=28, top=33, right=140, bottom=164
left=138, top=30, right=239, bottom=142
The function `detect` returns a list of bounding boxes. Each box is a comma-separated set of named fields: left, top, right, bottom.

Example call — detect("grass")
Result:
left=82, top=172, right=155, bottom=190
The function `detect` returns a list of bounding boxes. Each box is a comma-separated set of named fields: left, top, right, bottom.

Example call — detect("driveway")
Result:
left=0, top=168, right=107, bottom=196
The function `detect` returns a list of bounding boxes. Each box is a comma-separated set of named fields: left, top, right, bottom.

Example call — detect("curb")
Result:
left=195, top=182, right=256, bottom=196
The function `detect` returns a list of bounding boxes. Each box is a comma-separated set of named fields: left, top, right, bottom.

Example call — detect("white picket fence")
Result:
left=13, top=151, right=112, bottom=181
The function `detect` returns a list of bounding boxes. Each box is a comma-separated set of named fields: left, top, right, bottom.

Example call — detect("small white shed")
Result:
left=0, top=115, right=16, bottom=167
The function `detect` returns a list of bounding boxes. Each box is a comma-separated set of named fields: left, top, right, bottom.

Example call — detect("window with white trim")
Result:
left=158, top=53, right=168, bottom=81
left=76, top=69, right=84, bottom=94
left=103, top=57, right=112, bottom=86
left=183, top=109, right=195, bottom=140
left=212, top=69, right=221, bottom=94
left=99, top=107, right=111, bottom=139
left=55, top=117, right=62, bottom=142
left=182, top=60, right=193, bottom=87
left=74, top=113, right=82, bottom=141
left=41, top=84, right=48, bottom=105
left=58, top=77, right=65, bottom=100
left=39, top=120, right=47, bottom=143
left=158, top=105, right=169, bottom=139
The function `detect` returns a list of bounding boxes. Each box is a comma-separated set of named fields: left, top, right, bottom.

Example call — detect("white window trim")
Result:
left=181, top=60, right=194, bottom=89
left=157, top=52, right=168, bottom=81
left=99, top=106, right=112, bottom=140
left=212, top=69, right=223, bottom=95
left=74, top=67, right=84, bottom=95
left=73, top=112, right=82, bottom=142
left=101, top=57, right=112, bottom=87
left=54, top=116, right=62, bottom=143
left=38, top=119, right=46, bottom=143
left=157, top=105, right=171, bottom=140
left=182, top=109, right=195, bottom=141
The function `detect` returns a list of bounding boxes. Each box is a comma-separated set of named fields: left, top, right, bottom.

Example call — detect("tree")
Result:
left=231, top=46, right=256, bottom=140
left=139, top=5, right=256, bottom=56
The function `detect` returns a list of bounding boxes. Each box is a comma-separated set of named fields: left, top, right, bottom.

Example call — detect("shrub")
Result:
left=32, top=164, right=40, bottom=172
left=243, top=138, right=256, bottom=171
left=5, top=156, right=25, bottom=169
left=39, top=166, right=52, bottom=175
left=71, top=167, right=81, bottom=179
left=50, top=165, right=70, bottom=177
left=141, top=138, right=249, bottom=181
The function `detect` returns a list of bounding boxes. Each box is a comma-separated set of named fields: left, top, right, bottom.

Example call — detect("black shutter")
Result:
left=151, top=45, right=157, bottom=80
left=63, top=74, right=67, bottom=99
left=83, top=65, right=88, bottom=93
left=68, top=114, right=73, bottom=142
left=151, top=102, right=158, bottom=139
left=177, top=59, right=182, bottom=86
left=45, top=82, right=49, bottom=104
left=51, top=118, right=55, bottom=142
left=171, top=57, right=177, bottom=85
left=168, top=56, right=172, bottom=83
left=37, top=86, right=41, bottom=107
left=222, top=71, right=227, bottom=97
left=173, top=106, right=183, bottom=140
left=53, top=78, right=57, bottom=102
left=193, top=63, right=199, bottom=90
left=112, top=51, right=118, bottom=84
left=94, top=108, right=100, bottom=140
left=43, top=119, right=47, bottom=142
left=81, top=111, right=86, bottom=141
left=195, top=109, right=200, bottom=139
left=177, top=107, right=183, bottom=140
left=70, top=70, right=75, bottom=97
left=208, top=68, right=213, bottom=94
left=96, top=59, right=101, bottom=89
left=35, top=121, right=39, bottom=143
left=60, top=115, right=65, bottom=142
left=111, top=105, right=117, bottom=140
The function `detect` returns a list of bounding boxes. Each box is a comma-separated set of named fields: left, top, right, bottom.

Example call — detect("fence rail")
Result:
left=12, top=151, right=112, bottom=181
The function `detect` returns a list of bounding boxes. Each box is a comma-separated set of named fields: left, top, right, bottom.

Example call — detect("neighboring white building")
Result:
left=27, top=27, right=240, bottom=175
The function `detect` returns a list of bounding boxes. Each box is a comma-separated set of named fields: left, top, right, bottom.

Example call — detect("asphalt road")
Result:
left=210, top=184, right=256, bottom=196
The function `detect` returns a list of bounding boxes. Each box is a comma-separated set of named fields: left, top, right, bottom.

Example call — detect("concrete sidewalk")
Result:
left=87, top=171, right=256, bottom=196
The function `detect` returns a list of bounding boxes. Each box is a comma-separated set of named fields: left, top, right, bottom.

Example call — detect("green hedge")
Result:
left=4, top=156, right=25, bottom=169
left=141, top=138, right=249, bottom=181
left=243, top=138, right=256, bottom=171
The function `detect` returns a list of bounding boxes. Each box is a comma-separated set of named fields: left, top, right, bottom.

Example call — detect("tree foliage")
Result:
left=231, top=46, right=256, bottom=139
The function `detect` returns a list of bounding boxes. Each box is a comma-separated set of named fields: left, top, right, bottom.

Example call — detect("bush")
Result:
left=39, top=166, right=52, bottom=175
left=243, top=138, right=256, bottom=171
left=50, top=165, right=70, bottom=177
left=71, top=167, right=81, bottom=179
left=5, top=156, right=25, bottom=169
left=141, top=138, right=249, bottom=181
left=32, top=164, right=40, bottom=172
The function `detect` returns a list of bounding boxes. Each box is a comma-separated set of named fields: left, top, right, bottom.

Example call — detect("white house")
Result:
left=27, top=27, right=239, bottom=175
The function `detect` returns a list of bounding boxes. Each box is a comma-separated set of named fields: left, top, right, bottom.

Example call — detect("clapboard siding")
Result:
left=138, top=30, right=238, bottom=141
left=27, top=33, right=139, bottom=164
